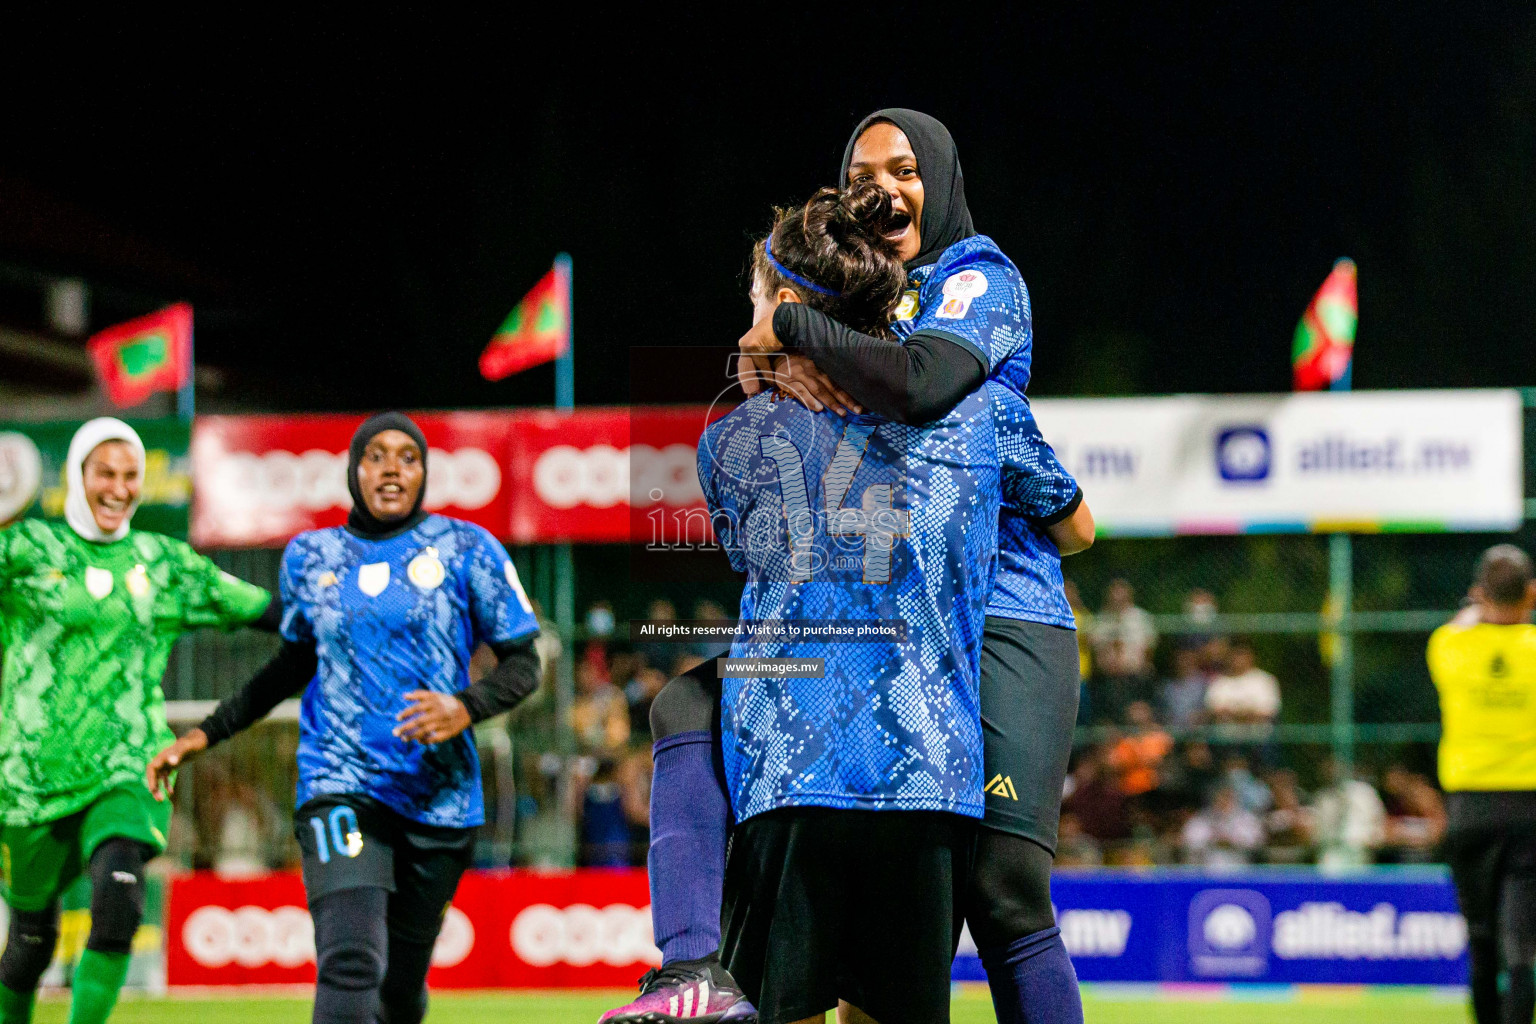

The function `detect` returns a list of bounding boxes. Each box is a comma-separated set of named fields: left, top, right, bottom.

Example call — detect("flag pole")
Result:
left=176, top=314, right=195, bottom=423
left=552, top=253, right=577, bottom=806
left=1326, top=258, right=1354, bottom=775
left=553, top=252, right=574, bottom=410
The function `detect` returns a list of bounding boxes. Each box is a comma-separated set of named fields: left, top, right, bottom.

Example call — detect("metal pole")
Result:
left=551, top=254, right=578, bottom=868
left=177, top=313, right=196, bottom=422
left=1329, top=532, right=1355, bottom=774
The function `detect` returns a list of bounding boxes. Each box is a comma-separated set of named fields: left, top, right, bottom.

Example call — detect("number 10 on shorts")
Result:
left=309, top=806, right=363, bottom=864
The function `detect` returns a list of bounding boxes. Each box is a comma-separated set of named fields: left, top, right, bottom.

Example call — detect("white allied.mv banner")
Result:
left=1031, top=389, right=1524, bottom=536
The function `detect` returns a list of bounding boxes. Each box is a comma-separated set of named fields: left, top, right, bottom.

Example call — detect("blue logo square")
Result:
left=1216, top=426, right=1272, bottom=482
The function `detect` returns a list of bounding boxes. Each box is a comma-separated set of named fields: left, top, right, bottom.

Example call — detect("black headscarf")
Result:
left=839, top=108, right=976, bottom=270
left=346, top=412, right=429, bottom=539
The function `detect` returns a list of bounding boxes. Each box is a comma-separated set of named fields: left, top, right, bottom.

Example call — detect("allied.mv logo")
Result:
left=1216, top=426, right=1272, bottom=483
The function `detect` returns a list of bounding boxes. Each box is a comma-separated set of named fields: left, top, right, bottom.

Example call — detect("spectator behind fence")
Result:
left=1159, top=646, right=1210, bottom=731
left=1263, top=768, right=1314, bottom=863
left=579, top=757, right=633, bottom=866
left=632, top=597, right=678, bottom=671
left=1054, top=812, right=1103, bottom=867
left=626, top=665, right=669, bottom=738
left=1107, top=701, right=1173, bottom=797
left=572, top=656, right=630, bottom=755
left=1062, top=746, right=1130, bottom=849
left=1066, top=580, right=1095, bottom=725
left=1220, top=753, right=1274, bottom=816
left=1181, top=785, right=1265, bottom=868
left=688, top=600, right=729, bottom=661
left=1380, top=764, right=1447, bottom=862
left=1184, top=588, right=1220, bottom=650
left=1160, top=739, right=1222, bottom=812
left=1205, top=639, right=1280, bottom=726
left=1092, top=579, right=1158, bottom=722
left=1310, top=755, right=1386, bottom=869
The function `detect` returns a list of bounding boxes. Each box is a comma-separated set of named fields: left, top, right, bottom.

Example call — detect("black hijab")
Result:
left=346, top=412, right=429, bottom=539
left=839, top=108, right=976, bottom=270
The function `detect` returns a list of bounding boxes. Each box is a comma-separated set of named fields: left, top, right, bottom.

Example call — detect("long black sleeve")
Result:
left=772, top=303, right=986, bottom=424
left=251, top=595, right=283, bottom=633
left=198, top=638, right=318, bottom=746
left=457, top=638, right=541, bottom=723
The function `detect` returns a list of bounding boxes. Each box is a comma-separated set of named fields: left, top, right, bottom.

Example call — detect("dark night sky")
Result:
left=3, top=8, right=1533, bottom=413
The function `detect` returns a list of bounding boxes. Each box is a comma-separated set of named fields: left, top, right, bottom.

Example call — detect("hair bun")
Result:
left=832, top=180, right=894, bottom=238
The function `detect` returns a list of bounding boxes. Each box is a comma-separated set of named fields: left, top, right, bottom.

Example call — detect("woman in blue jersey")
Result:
left=148, top=413, right=541, bottom=1024
left=606, top=111, right=1095, bottom=1024
left=754, top=108, right=1095, bottom=1024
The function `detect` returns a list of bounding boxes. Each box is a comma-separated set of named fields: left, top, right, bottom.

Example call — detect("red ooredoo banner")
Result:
left=191, top=406, right=727, bottom=548
left=167, top=869, right=660, bottom=989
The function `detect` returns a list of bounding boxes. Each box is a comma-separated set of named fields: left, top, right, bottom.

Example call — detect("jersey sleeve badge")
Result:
left=893, top=289, right=920, bottom=321
left=936, top=296, right=974, bottom=319
left=941, top=269, right=989, bottom=299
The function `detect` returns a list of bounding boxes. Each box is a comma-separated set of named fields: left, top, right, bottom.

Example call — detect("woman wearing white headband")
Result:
left=0, top=417, right=277, bottom=1024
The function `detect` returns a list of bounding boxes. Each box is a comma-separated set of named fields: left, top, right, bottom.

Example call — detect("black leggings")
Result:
left=650, top=651, right=1058, bottom=952
left=311, top=887, right=440, bottom=1024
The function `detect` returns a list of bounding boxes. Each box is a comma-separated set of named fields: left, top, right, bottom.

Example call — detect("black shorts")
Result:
left=978, top=617, right=1080, bottom=852
left=720, top=807, right=972, bottom=1024
left=295, top=795, right=475, bottom=943
left=1443, top=791, right=1536, bottom=946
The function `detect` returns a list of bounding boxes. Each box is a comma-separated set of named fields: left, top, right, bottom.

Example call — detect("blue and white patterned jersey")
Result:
left=988, top=384, right=1079, bottom=629
left=892, top=236, right=1078, bottom=628
left=699, top=388, right=1001, bottom=823
left=279, top=515, right=539, bottom=828
left=894, top=234, right=1033, bottom=396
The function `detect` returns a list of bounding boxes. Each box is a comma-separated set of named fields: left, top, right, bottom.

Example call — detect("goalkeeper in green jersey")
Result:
left=0, top=418, right=277, bottom=1024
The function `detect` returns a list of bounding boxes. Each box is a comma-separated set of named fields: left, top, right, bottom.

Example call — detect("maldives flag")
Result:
left=479, top=260, right=571, bottom=381
left=1292, top=259, right=1357, bottom=391
left=88, top=302, right=193, bottom=408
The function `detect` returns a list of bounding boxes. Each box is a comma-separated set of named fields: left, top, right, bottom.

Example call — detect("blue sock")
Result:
left=979, top=925, right=1083, bottom=1024
left=648, top=731, right=729, bottom=964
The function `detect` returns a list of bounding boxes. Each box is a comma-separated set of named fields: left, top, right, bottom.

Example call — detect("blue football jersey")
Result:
left=988, top=384, right=1079, bottom=629
left=894, top=234, right=1033, bottom=396
left=699, top=389, right=1001, bottom=823
left=280, top=515, right=539, bottom=828
left=891, top=235, right=1078, bottom=629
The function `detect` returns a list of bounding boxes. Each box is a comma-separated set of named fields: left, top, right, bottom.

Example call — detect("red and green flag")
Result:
left=479, top=260, right=571, bottom=381
left=87, top=302, right=193, bottom=408
left=1292, top=258, right=1357, bottom=391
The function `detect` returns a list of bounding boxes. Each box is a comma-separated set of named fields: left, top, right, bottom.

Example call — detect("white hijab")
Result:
left=64, top=417, right=146, bottom=543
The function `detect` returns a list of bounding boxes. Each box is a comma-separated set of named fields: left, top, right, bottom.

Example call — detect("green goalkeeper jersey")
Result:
left=0, top=519, right=272, bottom=827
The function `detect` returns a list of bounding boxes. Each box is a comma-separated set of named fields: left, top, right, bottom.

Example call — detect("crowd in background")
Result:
left=178, top=581, right=1448, bottom=873
left=1062, top=578, right=1445, bottom=868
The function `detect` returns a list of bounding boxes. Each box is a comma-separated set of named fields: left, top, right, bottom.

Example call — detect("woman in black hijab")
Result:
left=736, top=107, right=1016, bottom=423
left=721, top=110, right=1093, bottom=1024
left=737, top=110, right=1091, bottom=1024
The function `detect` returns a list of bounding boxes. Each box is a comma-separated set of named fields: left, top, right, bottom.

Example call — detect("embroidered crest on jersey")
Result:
left=84, top=566, right=113, bottom=599
left=357, top=562, right=390, bottom=597
left=893, top=289, right=920, bottom=321
left=936, top=296, right=973, bottom=320
left=408, top=548, right=446, bottom=590
left=941, top=269, right=989, bottom=299
left=126, top=564, right=150, bottom=598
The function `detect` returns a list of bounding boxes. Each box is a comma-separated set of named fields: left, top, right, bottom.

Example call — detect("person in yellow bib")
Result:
left=1429, top=544, right=1536, bottom=1024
